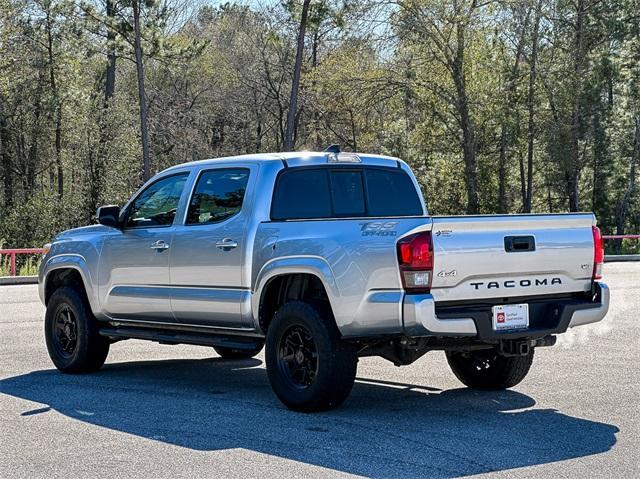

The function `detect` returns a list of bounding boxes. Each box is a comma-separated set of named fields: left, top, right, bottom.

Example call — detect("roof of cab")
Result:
left=162, top=151, right=404, bottom=173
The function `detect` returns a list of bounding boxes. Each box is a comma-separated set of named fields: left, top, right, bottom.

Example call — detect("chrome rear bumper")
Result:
left=403, top=282, right=609, bottom=338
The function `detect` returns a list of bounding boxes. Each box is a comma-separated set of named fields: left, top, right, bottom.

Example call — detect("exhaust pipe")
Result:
left=534, top=335, right=557, bottom=348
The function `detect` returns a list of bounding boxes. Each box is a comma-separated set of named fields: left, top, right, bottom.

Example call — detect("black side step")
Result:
left=99, top=327, right=263, bottom=350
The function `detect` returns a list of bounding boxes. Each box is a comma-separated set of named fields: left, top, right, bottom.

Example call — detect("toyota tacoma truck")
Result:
left=39, top=150, right=609, bottom=411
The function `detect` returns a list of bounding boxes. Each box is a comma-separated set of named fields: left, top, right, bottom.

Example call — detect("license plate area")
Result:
left=492, top=304, right=529, bottom=331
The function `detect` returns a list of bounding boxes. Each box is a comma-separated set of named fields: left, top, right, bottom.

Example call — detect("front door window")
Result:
left=125, top=173, right=189, bottom=228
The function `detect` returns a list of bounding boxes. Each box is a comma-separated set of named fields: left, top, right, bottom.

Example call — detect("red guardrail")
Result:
left=0, top=235, right=638, bottom=277
left=0, top=248, right=45, bottom=276
left=603, top=235, right=640, bottom=261
left=603, top=235, right=640, bottom=240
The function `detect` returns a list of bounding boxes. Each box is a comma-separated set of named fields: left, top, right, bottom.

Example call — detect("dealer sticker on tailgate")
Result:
left=492, top=304, right=529, bottom=331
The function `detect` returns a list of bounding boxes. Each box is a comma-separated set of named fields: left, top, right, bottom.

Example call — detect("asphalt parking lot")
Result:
left=0, top=263, right=638, bottom=479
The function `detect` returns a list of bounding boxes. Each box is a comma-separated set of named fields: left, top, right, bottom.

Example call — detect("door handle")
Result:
left=504, top=235, right=535, bottom=253
left=150, top=240, right=170, bottom=250
left=215, top=238, right=238, bottom=250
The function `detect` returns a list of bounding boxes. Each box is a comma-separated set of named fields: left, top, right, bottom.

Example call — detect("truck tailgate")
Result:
left=426, top=214, right=596, bottom=302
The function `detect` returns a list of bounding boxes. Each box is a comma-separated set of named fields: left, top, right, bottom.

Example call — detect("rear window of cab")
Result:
left=270, top=166, right=424, bottom=220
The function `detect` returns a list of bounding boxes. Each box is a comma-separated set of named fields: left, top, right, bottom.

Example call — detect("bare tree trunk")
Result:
left=132, top=0, right=151, bottom=181
left=519, top=147, right=526, bottom=211
left=567, top=170, right=580, bottom=211
left=0, top=110, right=13, bottom=208
left=568, top=0, right=586, bottom=212
left=498, top=123, right=508, bottom=213
left=498, top=6, right=531, bottom=214
left=255, top=121, right=262, bottom=151
left=452, top=17, right=479, bottom=214
left=348, top=109, right=357, bottom=151
left=88, top=0, right=117, bottom=220
left=591, top=108, right=608, bottom=212
left=311, top=30, right=322, bottom=150
left=567, top=162, right=581, bottom=210
left=524, top=0, right=542, bottom=213
left=105, top=0, right=116, bottom=103
left=283, top=0, right=311, bottom=151
left=45, top=5, right=63, bottom=198
left=614, top=117, right=640, bottom=252
left=25, top=70, right=46, bottom=197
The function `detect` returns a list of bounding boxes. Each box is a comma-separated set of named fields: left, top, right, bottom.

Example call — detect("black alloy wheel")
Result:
left=53, top=305, right=78, bottom=358
left=265, top=301, right=358, bottom=412
left=45, top=286, right=110, bottom=373
left=277, top=324, right=319, bottom=389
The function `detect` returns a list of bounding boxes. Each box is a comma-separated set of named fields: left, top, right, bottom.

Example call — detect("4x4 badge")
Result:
left=437, top=270, right=457, bottom=278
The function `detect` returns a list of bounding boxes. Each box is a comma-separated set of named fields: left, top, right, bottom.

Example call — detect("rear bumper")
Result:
left=402, top=282, right=609, bottom=340
left=568, top=283, right=610, bottom=328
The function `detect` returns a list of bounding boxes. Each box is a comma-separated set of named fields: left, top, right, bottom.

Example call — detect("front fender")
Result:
left=252, top=256, right=341, bottom=327
left=39, top=254, right=99, bottom=315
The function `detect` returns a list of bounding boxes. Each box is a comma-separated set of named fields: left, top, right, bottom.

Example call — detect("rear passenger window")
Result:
left=330, top=171, right=365, bottom=216
left=271, top=166, right=424, bottom=220
left=365, top=169, right=423, bottom=217
left=186, top=168, right=249, bottom=224
left=271, top=169, right=332, bottom=220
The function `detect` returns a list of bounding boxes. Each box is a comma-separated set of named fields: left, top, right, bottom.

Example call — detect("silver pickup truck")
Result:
left=39, top=150, right=609, bottom=411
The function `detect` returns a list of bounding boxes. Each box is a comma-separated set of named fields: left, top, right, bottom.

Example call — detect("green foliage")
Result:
left=0, top=239, right=41, bottom=277
left=0, top=239, right=8, bottom=276
left=18, top=256, right=42, bottom=276
left=0, top=0, right=639, bottom=250
left=0, top=190, right=84, bottom=248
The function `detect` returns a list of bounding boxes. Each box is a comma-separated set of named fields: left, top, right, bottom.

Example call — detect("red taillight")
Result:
left=397, top=232, right=434, bottom=293
left=592, top=226, right=604, bottom=280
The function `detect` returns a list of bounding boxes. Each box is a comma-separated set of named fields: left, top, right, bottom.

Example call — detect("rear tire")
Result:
left=213, top=342, right=264, bottom=359
left=44, top=286, right=110, bottom=373
left=265, top=301, right=357, bottom=412
left=446, top=348, right=534, bottom=390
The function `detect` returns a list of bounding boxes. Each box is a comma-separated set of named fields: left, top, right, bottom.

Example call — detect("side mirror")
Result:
left=96, top=205, right=121, bottom=228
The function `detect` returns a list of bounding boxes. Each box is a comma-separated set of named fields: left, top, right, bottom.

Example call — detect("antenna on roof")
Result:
left=324, top=144, right=341, bottom=154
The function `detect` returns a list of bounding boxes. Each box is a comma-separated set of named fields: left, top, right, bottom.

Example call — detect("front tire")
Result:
left=45, top=286, right=110, bottom=373
left=446, top=348, right=534, bottom=390
left=265, top=301, right=357, bottom=412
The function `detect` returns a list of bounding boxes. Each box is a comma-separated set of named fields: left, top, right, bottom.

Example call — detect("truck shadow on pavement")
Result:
left=0, top=356, right=618, bottom=478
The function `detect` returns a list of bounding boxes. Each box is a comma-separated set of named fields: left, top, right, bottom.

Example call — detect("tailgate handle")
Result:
left=504, top=235, right=535, bottom=252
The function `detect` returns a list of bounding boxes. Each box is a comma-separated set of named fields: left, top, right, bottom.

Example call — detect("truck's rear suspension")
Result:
left=355, top=335, right=557, bottom=366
